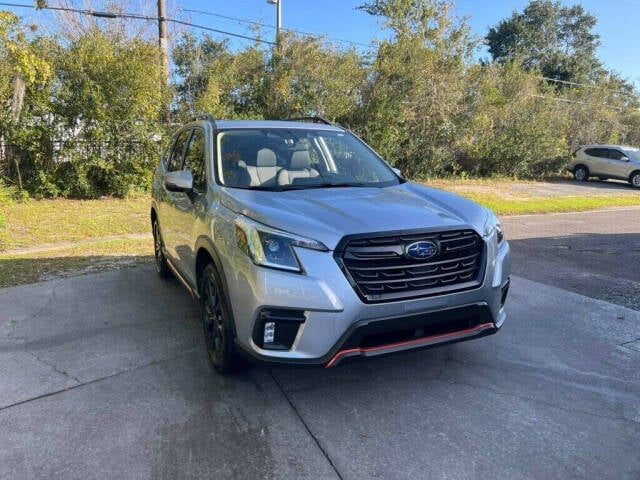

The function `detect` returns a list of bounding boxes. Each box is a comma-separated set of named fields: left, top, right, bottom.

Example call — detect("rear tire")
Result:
left=152, top=218, right=171, bottom=279
left=630, top=171, right=640, bottom=189
left=199, top=263, right=242, bottom=374
left=573, top=165, right=589, bottom=182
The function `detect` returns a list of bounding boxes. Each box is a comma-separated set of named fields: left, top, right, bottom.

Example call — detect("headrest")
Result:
left=256, top=148, right=277, bottom=167
left=290, top=150, right=311, bottom=170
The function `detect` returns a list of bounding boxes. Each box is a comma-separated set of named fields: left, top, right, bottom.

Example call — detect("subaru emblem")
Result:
left=405, top=240, right=439, bottom=260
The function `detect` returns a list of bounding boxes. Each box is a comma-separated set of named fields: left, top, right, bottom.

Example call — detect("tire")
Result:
left=573, top=165, right=589, bottom=182
left=152, top=218, right=171, bottom=278
left=199, top=263, right=242, bottom=374
left=630, top=171, right=640, bottom=189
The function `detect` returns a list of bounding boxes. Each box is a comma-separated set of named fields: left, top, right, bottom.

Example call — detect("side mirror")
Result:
left=164, top=170, right=193, bottom=193
left=621, top=156, right=630, bottom=162
left=392, top=167, right=403, bottom=178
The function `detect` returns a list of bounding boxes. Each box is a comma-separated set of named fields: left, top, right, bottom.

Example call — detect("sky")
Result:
left=3, top=0, right=640, bottom=86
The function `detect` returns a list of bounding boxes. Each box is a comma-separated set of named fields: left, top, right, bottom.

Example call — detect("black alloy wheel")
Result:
left=200, top=264, right=238, bottom=374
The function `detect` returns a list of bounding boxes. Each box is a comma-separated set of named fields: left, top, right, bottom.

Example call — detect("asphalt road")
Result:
left=503, top=207, right=640, bottom=310
left=1, top=209, right=639, bottom=479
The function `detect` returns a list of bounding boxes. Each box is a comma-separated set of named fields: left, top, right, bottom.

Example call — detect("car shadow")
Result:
left=552, top=178, right=636, bottom=191
left=0, top=254, right=155, bottom=288
left=508, top=232, right=640, bottom=310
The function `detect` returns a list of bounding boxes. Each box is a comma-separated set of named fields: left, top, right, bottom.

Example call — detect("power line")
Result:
left=539, top=76, right=635, bottom=96
left=179, top=7, right=375, bottom=48
left=166, top=18, right=274, bottom=45
left=0, top=2, right=276, bottom=45
left=529, top=94, right=625, bottom=111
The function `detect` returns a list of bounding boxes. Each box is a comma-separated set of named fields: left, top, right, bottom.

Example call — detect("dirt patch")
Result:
left=428, top=178, right=638, bottom=199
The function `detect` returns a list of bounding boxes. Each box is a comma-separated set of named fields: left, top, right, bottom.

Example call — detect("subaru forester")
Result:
left=151, top=115, right=511, bottom=373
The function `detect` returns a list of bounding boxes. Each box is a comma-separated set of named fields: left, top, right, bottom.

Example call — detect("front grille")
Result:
left=336, top=229, right=485, bottom=303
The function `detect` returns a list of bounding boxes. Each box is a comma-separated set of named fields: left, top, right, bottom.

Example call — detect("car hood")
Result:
left=220, top=183, right=489, bottom=250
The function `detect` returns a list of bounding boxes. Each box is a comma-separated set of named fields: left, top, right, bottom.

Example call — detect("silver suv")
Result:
left=568, top=144, right=640, bottom=188
left=151, top=116, right=511, bottom=373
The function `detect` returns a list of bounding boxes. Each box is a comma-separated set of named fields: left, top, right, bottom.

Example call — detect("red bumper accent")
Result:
left=325, top=322, right=495, bottom=368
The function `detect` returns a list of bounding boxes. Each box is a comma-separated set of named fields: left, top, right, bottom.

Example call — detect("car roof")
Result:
left=581, top=144, right=639, bottom=151
left=207, top=119, right=345, bottom=132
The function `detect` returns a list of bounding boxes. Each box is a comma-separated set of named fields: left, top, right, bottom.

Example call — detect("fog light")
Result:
left=255, top=309, right=306, bottom=350
left=264, top=321, right=276, bottom=344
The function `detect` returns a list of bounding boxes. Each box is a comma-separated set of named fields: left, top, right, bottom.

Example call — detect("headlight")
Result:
left=235, top=215, right=328, bottom=272
left=484, top=211, right=505, bottom=245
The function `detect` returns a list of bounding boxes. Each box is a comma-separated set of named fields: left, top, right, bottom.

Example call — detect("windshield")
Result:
left=216, top=128, right=400, bottom=190
left=625, top=148, right=640, bottom=160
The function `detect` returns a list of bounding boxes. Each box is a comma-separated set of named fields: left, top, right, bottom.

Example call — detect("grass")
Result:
left=1, top=197, right=152, bottom=287
left=3, top=196, right=150, bottom=250
left=426, top=178, right=640, bottom=215
left=1, top=179, right=639, bottom=288
left=460, top=192, right=640, bottom=215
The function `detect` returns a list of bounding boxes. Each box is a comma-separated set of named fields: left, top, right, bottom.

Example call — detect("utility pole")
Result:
left=275, top=0, right=281, bottom=45
left=267, top=0, right=281, bottom=48
left=157, top=0, right=170, bottom=121
left=157, top=0, right=169, bottom=88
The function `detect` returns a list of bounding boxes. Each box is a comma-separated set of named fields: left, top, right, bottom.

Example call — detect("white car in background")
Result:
left=568, top=145, right=640, bottom=188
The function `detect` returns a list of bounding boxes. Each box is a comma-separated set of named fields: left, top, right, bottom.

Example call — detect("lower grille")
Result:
left=336, top=229, right=485, bottom=303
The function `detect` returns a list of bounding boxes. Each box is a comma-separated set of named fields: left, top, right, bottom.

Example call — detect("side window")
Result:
left=183, top=128, right=206, bottom=191
left=607, top=150, right=626, bottom=161
left=322, top=134, right=380, bottom=183
left=584, top=148, right=606, bottom=159
left=167, top=130, right=191, bottom=172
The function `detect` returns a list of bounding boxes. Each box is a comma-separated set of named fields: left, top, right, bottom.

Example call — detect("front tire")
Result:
left=199, top=264, right=241, bottom=374
left=629, top=171, right=640, bottom=189
left=573, top=165, right=589, bottom=182
left=152, top=219, right=171, bottom=279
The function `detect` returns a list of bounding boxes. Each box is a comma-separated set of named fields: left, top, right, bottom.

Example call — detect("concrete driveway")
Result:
left=1, top=213, right=640, bottom=479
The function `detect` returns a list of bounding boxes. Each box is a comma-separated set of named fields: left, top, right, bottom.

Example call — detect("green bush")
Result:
left=1, top=1, right=638, bottom=195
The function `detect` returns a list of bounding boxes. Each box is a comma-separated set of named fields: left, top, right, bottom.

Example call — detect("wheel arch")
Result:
left=194, top=236, right=238, bottom=338
left=150, top=199, right=159, bottom=224
left=629, top=170, right=640, bottom=186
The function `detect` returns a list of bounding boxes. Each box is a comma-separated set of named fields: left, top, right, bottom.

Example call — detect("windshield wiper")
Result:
left=279, top=182, right=365, bottom=190
left=228, top=182, right=365, bottom=191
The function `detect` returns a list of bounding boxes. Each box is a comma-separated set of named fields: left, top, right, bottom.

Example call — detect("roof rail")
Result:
left=190, top=113, right=217, bottom=127
left=286, top=116, right=332, bottom=125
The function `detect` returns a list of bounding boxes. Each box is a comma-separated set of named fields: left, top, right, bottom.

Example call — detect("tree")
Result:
left=486, top=0, right=602, bottom=83
left=358, top=0, right=475, bottom=177
left=50, top=28, right=167, bottom=197
left=0, top=11, right=53, bottom=190
left=459, top=62, right=568, bottom=177
left=173, top=34, right=232, bottom=117
left=173, top=32, right=367, bottom=124
left=263, top=33, right=367, bottom=121
left=173, top=33, right=268, bottom=120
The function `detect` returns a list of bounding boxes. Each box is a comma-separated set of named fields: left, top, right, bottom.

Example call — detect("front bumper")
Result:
left=223, top=239, right=511, bottom=368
